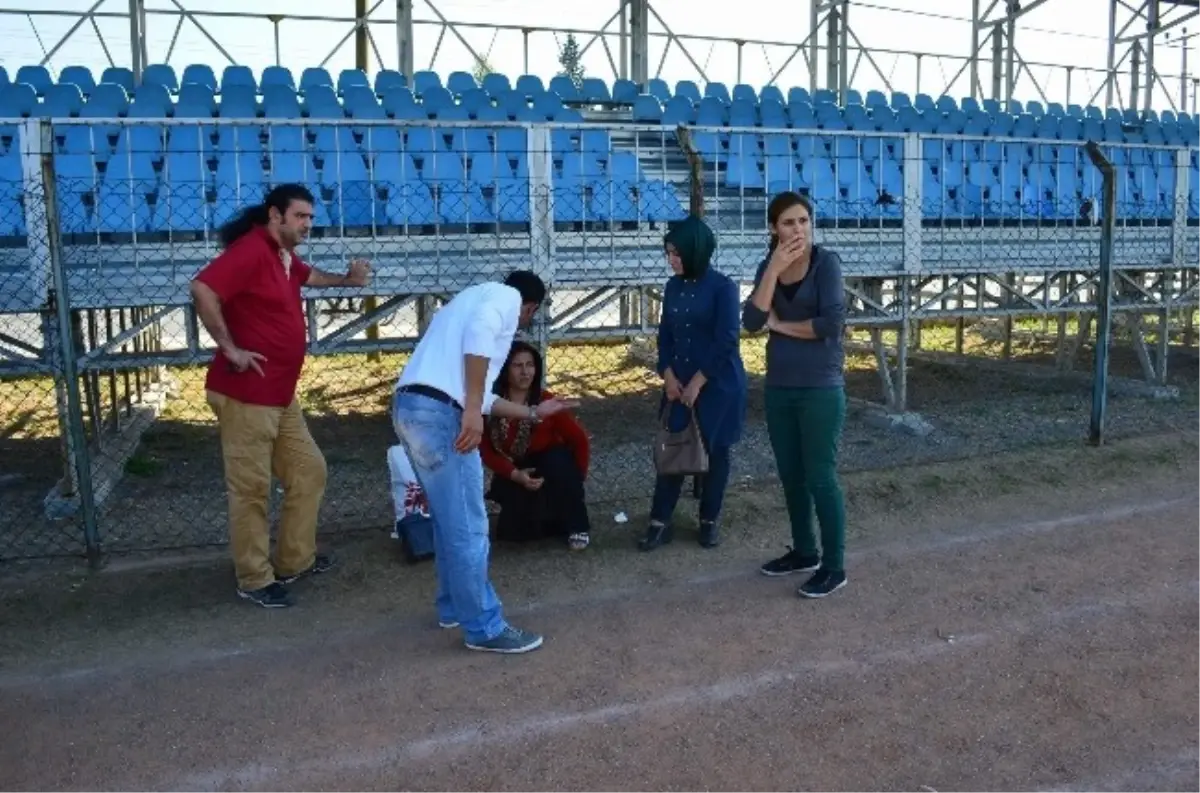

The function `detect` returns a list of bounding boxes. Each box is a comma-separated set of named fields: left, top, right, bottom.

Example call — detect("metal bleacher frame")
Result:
left=1, top=108, right=1198, bottom=410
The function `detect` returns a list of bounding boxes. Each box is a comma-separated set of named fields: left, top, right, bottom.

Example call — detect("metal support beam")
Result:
left=629, top=0, right=649, bottom=87
left=809, top=0, right=851, bottom=101
left=963, top=0, right=1055, bottom=103
left=1103, top=0, right=1199, bottom=112
left=127, top=0, right=147, bottom=81
left=396, top=0, right=414, bottom=78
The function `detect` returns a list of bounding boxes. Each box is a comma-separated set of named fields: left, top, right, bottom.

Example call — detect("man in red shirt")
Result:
left=190, top=184, right=371, bottom=608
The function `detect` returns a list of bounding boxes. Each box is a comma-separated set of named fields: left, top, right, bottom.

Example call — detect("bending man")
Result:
left=392, top=270, right=576, bottom=654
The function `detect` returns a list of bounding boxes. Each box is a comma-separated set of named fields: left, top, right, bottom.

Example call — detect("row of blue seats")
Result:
left=3, top=64, right=573, bottom=104
left=5, top=62, right=1193, bottom=130
left=0, top=176, right=688, bottom=237
left=0, top=81, right=587, bottom=125
left=4, top=87, right=1194, bottom=152
left=40, top=146, right=645, bottom=191
left=0, top=165, right=1195, bottom=240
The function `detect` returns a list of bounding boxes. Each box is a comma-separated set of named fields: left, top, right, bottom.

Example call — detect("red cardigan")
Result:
left=480, top=390, right=590, bottom=480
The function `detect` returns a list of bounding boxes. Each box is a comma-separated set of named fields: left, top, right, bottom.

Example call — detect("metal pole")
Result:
left=1182, top=27, right=1189, bottom=110
left=1085, top=140, right=1116, bottom=447
left=40, top=120, right=102, bottom=562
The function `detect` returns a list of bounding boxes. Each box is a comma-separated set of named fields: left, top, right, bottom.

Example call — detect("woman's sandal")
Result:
left=568, top=532, right=590, bottom=551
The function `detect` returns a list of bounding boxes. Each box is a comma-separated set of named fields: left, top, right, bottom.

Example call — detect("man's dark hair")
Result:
left=217, top=183, right=315, bottom=249
left=503, top=269, right=547, bottom=306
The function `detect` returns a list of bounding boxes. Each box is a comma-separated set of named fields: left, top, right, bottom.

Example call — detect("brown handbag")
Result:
left=653, top=403, right=709, bottom=476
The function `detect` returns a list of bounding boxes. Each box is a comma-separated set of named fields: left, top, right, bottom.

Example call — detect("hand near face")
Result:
left=767, top=237, right=804, bottom=275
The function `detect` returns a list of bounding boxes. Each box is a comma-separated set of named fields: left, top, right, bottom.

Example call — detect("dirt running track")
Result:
left=3, top=493, right=1198, bottom=791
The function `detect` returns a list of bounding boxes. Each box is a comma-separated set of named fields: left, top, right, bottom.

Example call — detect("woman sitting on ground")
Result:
left=481, top=340, right=593, bottom=551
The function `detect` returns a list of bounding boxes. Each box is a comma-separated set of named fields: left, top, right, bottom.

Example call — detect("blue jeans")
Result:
left=391, top=390, right=508, bottom=643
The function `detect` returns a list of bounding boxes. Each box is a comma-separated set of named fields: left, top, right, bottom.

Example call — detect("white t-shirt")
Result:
left=395, top=281, right=521, bottom=415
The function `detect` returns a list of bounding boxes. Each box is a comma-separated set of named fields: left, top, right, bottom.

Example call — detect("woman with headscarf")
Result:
left=639, top=215, right=748, bottom=552
left=481, top=340, right=593, bottom=551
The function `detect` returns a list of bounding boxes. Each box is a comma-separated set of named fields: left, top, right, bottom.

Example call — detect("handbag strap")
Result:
left=660, top=402, right=698, bottom=428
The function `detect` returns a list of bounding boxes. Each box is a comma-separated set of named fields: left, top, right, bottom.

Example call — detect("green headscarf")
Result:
left=663, top=215, right=717, bottom=280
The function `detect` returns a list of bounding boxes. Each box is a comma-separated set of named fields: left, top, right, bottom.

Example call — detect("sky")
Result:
left=0, top=0, right=1194, bottom=113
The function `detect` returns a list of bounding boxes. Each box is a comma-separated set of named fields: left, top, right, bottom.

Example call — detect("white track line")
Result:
left=1, top=494, right=1193, bottom=692
left=177, top=577, right=1200, bottom=792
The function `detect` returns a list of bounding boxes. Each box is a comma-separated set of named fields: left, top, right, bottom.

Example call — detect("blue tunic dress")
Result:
left=655, top=267, right=748, bottom=450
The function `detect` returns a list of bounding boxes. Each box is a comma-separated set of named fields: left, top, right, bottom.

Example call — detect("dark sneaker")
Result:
left=760, top=547, right=821, bottom=577
left=237, top=582, right=294, bottom=608
left=465, top=626, right=544, bottom=654
left=797, top=568, right=847, bottom=599
left=277, top=554, right=336, bottom=584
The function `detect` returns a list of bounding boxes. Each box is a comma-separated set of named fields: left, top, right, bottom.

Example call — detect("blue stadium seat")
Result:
left=261, top=66, right=296, bottom=93
left=300, top=67, right=334, bottom=94
left=645, top=79, right=671, bottom=103
left=412, top=71, right=443, bottom=97
left=632, top=95, right=662, bottom=123
left=760, top=85, right=785, bottom=106
left=217, top=84, right=257, bottom=118
left=705, top=83, right=731, bottom=104
left=374, top=69, right=406, bottom=95
left=612, top=79, right=638, bottom=103
left=15, top=65, right=53, bottom=97
left=338, top=69, right=371, bottom=94
left=100, top=67, right=135, bottom=95
left=549, top=76, right=580, bottom=102
left=43, top=83, right=84, bottom=117
left=381, top=178, right=437, bottom=227
left=0, top=145, right=26, bottom=236
left=515, top=74, right=546, bottom=96
left=445, top=71, right=477, bottom=96
left=59, top=65, right=97, bottom=96
left=481, top=73, right=511, bottom=96
left=129, top=83, right=173, bottom=117
left=181, top=65, right=217, bottom=92
left=0, top=83, right=38, bottom=117
left=222, top=65, right=257, bottom=93
left=580, top=78, right=611, bottom=103
left=263, top=84, right=302, bottom=118
left=436, top=180, right=494, bottom=224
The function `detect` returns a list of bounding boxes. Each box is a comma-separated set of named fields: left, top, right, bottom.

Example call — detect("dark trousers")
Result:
left=488, top=445, right=591, bottom=542
left=649, top=444, right=733, bottom=525
left=764, top=386, right=847, bottom=571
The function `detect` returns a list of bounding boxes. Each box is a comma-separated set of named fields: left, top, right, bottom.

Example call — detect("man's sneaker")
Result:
left=465, top=626, right=544, bottom=654
left=277, top=554, right=336, bottom=584
left=760, top=547, right=821, bottom=577
left=237, top=582, right=294, bottom=608
left=797, top=568, right=847, bottom=599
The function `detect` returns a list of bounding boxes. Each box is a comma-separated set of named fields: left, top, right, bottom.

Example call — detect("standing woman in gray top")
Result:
left=741, top=191, right=848, bottom=598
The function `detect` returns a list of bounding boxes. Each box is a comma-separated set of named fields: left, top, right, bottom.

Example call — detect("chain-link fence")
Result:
left=0, top=116, right=1196, bottom=563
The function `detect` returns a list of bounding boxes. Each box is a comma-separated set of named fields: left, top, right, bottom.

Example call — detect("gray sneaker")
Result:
left=465, top=626, right=544, bottom=654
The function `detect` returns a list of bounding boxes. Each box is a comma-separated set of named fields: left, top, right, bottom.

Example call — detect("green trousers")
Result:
left=764, top=386, right=847, bottom=572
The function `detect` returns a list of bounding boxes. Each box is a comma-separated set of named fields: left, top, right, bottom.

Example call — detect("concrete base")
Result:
left=851, top=398, right=937, bottom=437
left=43, top=376, right=175, bottom=521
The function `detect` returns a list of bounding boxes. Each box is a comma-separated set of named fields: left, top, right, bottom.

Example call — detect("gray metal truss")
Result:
left=0, top=1, right=1190, bottom=111
left=1101, top=0, right=1200, bottom=114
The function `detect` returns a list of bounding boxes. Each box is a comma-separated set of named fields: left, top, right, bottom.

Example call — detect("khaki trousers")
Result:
left=207, top=390, right=328, bottom=591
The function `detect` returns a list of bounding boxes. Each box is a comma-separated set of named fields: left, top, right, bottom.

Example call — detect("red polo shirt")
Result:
left=193, top=226, right=312, bottom=407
